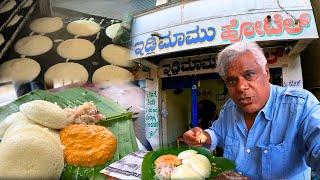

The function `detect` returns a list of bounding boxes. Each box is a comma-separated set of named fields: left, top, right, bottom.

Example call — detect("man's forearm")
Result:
left=202, top=130, right=211, bottom=145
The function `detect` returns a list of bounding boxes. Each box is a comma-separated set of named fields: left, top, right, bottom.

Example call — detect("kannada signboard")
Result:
left=158, top=48, right=287, bottom=78
left=131, top=11, right=318, bottom=59
left=145, top=79, right=160, bottom=148
left=158, top=54, right=217, bottom=78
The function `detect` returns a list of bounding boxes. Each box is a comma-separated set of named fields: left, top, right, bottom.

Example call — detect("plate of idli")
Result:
left=141, top=147, right=235, bottom=180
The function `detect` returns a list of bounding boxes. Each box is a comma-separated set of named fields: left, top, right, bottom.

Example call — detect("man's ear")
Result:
left=265, top=66, right=270, bottom=80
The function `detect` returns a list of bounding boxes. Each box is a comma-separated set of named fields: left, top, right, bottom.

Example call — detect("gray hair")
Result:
left=216, top=41, right=267, bottom=78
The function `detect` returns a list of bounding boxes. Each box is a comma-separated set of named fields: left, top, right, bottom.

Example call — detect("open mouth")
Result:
left=238, top=97, right=253, bottom=105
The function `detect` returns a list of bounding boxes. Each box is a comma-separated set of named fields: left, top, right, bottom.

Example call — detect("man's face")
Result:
left=224, top=52, right=270, bottom=114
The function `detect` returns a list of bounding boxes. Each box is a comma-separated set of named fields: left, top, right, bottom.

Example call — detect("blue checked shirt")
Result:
left=205, top=84, right=320, bottom=179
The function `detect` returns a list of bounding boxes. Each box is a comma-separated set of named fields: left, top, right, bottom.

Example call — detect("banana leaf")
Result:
left=0, top=88, right=138, bottom=180
left=113, top=14, right=133, bottom=48
left=141, top=147, right=235, bottom=180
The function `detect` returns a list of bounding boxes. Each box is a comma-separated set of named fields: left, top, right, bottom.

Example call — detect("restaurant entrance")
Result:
left=160, top=67, right=283, bottom=146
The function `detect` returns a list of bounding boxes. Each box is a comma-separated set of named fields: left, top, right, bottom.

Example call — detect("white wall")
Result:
left=269, top=54, right=303, bottom=88
left=162, top=89, right=191, bottom=146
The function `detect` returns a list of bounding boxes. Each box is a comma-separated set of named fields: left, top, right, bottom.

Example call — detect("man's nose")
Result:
left=236, top=77, right=249, bottom=92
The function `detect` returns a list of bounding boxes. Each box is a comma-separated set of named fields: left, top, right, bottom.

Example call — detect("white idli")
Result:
left=0, top=58, right=40, bottom=84
left=22, top=0, right=33, bottom=8
left=1, top=115, right=36, bottom=141
left=29, top=17, right=63, bottom=33
left=44, top=62, right=88, bottom=88
left=14, top=35, right=53, bottom=56
left=0, top=34, right=4, bottom=46
left=19, top=100, right=69, bottom=129
left=0, top=112, right=27, bottom=138
left=177, top=149, right=198, bottom=160
left=101, top=44, right=135, bottom=67
left=67, top=19, right=100, bottom=36
left=92, top=65, right=134, bottom=86
left=0, top=127, right=64, bottom=179
left=105, top=23, right=121, bottom=39
left=57, top=38, right=95, bottom=60
left=171, top=164, right=203, bottom=180
left=2, top=122, right=61, bottom=148
left=182, top=154, right=211, bottom=178
left=6, top=14, right=22, bottom=28
left=0, top=0, right=16, bottom=14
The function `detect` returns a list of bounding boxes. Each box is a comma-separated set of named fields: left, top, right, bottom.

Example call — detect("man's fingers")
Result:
left=191, top=127, right=202, bottom=135
left=184, top=139, right=202, bottom=147
left=183, top=133, right=197, bottom=144
left=183, top=127, right=206, bottom=146
left=192, top=144, right=203, bottom=147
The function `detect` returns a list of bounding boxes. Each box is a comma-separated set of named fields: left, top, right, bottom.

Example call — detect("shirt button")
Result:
left=264, top=150, right=268, bottom=154
left=246, top=149, right=251, bottom=153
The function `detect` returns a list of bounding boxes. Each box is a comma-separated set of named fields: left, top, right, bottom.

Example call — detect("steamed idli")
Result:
left=14, top=35, right=53, bottom=56
left=101, top=44, right=135, bottom=67
left=171, top=164, right=203, bottom=180
left=92, top=65, right=134, bottom=86
left=2, top=122, right=60, bottom=147
left=0, top=34, right=4, bottom=46
left=57, top=39, right=95, bottom=60
left=22, top=0, right=33, bottom=8
left=44, top=62, right=88, bottom=88
left=0, top=112, right=27, bottom=138
left=67, top=19, right=100, bottom=36
left=182, top=154, right=211, bottom=178
left=0, top=127, right=64, bottom=179
left=19, top=100, right=69, bottom=129
left=0, top=0, right=16, bottom=14
left=0, top=58, right=40, bottom=84
left=177, top=149, right=198, bottom=160
left=29, top=17, right=63, bottom=33
left=6, top=14, right=22, bottom=28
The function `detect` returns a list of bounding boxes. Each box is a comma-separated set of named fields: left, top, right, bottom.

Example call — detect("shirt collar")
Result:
left=260, top=84, right=274, bottom=121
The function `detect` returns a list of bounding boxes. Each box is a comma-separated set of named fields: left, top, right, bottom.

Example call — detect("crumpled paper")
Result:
left=100, top=150, right=148, bottom=180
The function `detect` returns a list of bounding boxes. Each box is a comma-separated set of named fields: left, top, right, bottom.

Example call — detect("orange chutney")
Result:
left=60, top=124, right=117, bottom=167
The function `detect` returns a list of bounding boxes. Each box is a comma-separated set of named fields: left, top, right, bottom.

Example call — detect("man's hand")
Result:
left=183, top=127, right=211, bottom=147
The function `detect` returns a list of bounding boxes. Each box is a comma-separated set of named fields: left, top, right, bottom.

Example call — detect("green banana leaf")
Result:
left=0, top=88, right=139, bottom=180
left=113, top=14, right=133, bottom=48
left=141, top=147, right=235, bottom=180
